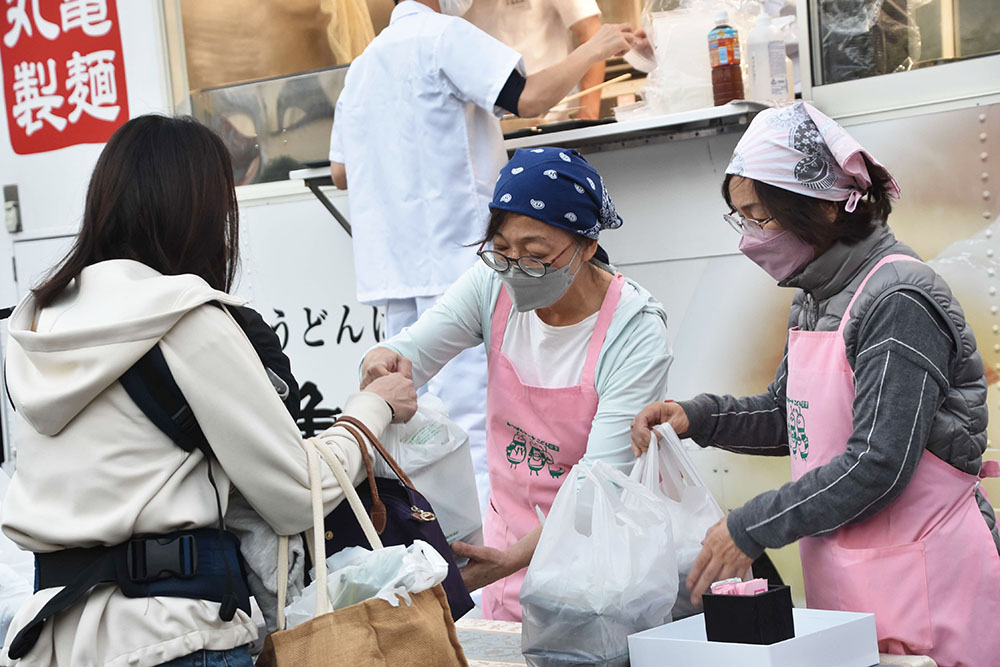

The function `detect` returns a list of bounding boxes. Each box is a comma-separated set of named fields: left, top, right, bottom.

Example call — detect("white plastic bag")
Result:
left=0, top=471, right=34, bottom=585
left=521, top=461, right=678, bottom=667
left=631, top=424, right=725, bottom=619
left=0, top=564, right=31, bottom=646
left=0, top=471, right=32, bottom=645
left=284, top=539, right=448, bottom=629
left=376, top=394, right=483, bottom=547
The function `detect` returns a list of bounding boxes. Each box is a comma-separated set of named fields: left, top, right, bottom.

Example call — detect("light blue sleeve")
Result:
left=374, top=263, right=496, bottom=387
left=580, top=309, right=673, bottom=475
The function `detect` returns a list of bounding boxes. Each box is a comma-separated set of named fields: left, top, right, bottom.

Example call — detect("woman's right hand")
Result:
left=630, top=401, right=690, bottom=456
left=360, top=347, right=412, bottom=390
left=363, top=372, right=417, bottom=423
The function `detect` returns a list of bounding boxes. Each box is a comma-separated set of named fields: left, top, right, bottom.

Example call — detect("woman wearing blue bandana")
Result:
left=360, top=147, right=672, bottom=620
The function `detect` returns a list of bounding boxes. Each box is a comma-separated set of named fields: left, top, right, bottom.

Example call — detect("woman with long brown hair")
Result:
left=0, top=115, right=415, bottom=667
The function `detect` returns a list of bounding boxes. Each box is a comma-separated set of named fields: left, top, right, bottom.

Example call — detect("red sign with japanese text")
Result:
left=1, top=0, right=129, bottom=155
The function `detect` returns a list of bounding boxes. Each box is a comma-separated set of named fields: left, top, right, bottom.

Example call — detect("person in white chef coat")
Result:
left=463, top=0, right=606, bottom=120
left=329, top=0, right=635, bottom=513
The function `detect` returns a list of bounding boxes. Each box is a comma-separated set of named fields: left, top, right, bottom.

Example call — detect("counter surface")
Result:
left=502, top=101, right=768, bottom=152
left=454, top=618, right=937, bottom=667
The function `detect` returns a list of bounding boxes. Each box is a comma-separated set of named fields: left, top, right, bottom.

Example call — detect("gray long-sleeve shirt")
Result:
left=680, top=284, right=955, bottom=559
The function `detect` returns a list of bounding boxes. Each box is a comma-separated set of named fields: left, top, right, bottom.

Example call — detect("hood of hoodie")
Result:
left=6, top=259, right=244, bottom=436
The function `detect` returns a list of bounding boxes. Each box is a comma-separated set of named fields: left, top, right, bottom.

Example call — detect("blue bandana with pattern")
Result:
left=489, top=147, right=623, bottom=241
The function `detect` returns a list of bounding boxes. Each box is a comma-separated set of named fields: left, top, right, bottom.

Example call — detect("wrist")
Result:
left=501, top=546, right=528, bottom=577
left=383, top=399, right=396, bottom=421
left=726, top=510, right=765, bottom=560
left=573, top=40, right=600, bottom=69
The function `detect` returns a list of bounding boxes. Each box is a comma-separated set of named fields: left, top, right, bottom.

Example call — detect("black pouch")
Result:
left=702, top=584, right=795, bottom=645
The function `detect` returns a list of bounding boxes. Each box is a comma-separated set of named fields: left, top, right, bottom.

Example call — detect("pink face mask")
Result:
left=738, top=226, right=815, bottom=282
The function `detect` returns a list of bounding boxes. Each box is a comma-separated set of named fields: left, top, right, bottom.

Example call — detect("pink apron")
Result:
left=481, top=274, right=625, bottom=621
left=786, top=254, right=1000, bottom=666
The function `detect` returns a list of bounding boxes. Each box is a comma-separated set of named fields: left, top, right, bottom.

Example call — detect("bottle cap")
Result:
left=755, top=14, right=771, bottom=27
left=713, top=10, right=728, bottom=24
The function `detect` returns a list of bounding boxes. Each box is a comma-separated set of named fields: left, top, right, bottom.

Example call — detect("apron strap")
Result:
left=980, top=460, right=1000, bottom=479
left=490, top=282, right=515, bottom=354
left=835, top=254, right=921, bottom=338
left=582, top=274, right=626, bottom=388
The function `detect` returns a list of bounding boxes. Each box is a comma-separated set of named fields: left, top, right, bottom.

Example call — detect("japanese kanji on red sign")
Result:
left=1, top=0, right=129, bottom=155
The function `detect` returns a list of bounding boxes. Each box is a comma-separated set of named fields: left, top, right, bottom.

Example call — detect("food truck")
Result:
left=0, top=0, right=997, bottom=664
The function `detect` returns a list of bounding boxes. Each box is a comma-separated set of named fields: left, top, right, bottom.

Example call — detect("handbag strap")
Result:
left=336, top=415, right=418, bottom=491
left=305, top=438, right=332, bottom=618
left=276, top=534, right=289, bottom=630
left=311, top=436, right=385, bottom=551
left=273, top=435, right=388, bottom=630
left=336, top=420, right=388, bottom=534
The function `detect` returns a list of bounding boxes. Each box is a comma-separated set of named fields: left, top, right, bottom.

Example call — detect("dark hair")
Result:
left=722, top=155, right=894, bottom=249
left=478, top=209, right=591, bottom=250
left=33, top=115, right=239, bottom=308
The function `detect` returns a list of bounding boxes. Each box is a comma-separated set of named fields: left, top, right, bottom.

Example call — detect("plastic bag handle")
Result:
left=583, top=463, right=631, bottom=519
left=628, top=430, right=661, bottom=492
left=337, top=415, right=419, bottom=492
left=587, top=461, right=670, bottom=528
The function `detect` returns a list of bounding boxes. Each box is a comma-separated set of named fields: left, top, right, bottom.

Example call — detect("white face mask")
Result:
left=439, top=0, right=472, bottom=15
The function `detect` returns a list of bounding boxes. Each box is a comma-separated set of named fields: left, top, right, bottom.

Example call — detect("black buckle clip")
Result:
left=127, top=534, right=198, bottom=582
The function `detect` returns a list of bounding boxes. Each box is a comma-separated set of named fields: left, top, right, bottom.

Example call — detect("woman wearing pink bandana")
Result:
left=633, top=102, right=1000, bottom=666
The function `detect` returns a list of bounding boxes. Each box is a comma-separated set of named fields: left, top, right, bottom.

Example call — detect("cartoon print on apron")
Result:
left=481, top=274, right=624, bottom=621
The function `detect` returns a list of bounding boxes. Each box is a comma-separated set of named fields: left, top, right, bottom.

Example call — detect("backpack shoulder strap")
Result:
left=119, top=345, right=209, bottom=456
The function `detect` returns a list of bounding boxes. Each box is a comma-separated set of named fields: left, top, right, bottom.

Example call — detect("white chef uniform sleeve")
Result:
left=436, top=19, right=525, bottom=117
left=329, top=98, right=345, bottom=163
left=553, top=0, right=601, bottom=28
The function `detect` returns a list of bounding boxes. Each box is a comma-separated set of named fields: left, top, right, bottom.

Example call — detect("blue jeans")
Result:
left=158, top=647, right=254, bottom=667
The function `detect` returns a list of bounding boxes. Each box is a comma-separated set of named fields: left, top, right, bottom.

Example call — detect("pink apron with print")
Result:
left=480, top=274, right=625, bottom=621
left=786, top=254, right=1000, bottom=666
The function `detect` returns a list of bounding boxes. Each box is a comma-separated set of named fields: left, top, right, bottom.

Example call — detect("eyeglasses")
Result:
left=477, top=242, right=575, bottom=278
left=723, top=212, right=775, bottom=233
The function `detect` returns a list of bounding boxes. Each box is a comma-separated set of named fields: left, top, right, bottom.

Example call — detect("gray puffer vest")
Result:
left=782, top=224, right=996, bottom=546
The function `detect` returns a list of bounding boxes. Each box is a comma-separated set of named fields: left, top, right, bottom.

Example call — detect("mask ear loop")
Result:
left=565, top=243, right=585, bottom=277
left=845, top=190, right=863, bottom=213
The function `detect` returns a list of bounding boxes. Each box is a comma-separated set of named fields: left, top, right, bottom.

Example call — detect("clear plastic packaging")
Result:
left=817, top=0, right=927, bottom=85
left=284, top=540, right=448, bottom=629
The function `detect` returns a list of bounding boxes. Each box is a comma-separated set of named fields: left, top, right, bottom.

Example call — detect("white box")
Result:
left=628, top=608, right=879, bottom=667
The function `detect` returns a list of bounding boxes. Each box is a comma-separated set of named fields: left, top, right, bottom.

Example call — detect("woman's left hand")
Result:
left=686, top=517, right=754, bottom=606
left=452, top=541, right=513, bottom=592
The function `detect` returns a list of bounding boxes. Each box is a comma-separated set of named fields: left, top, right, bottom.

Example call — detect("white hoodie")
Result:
left=0, top=260, right=390, bottom=666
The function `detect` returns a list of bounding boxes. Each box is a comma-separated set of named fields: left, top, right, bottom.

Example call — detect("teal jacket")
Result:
left=373, top=262, right=673, bottom=472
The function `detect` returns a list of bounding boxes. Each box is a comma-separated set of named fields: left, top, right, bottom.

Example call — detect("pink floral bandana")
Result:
left=727, top=102, right=900, bottom=212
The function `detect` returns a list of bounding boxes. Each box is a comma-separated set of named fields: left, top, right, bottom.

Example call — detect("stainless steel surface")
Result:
left=190, top=65, right=348, bottom=185
left=504, top=101, right=767, bottom=153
